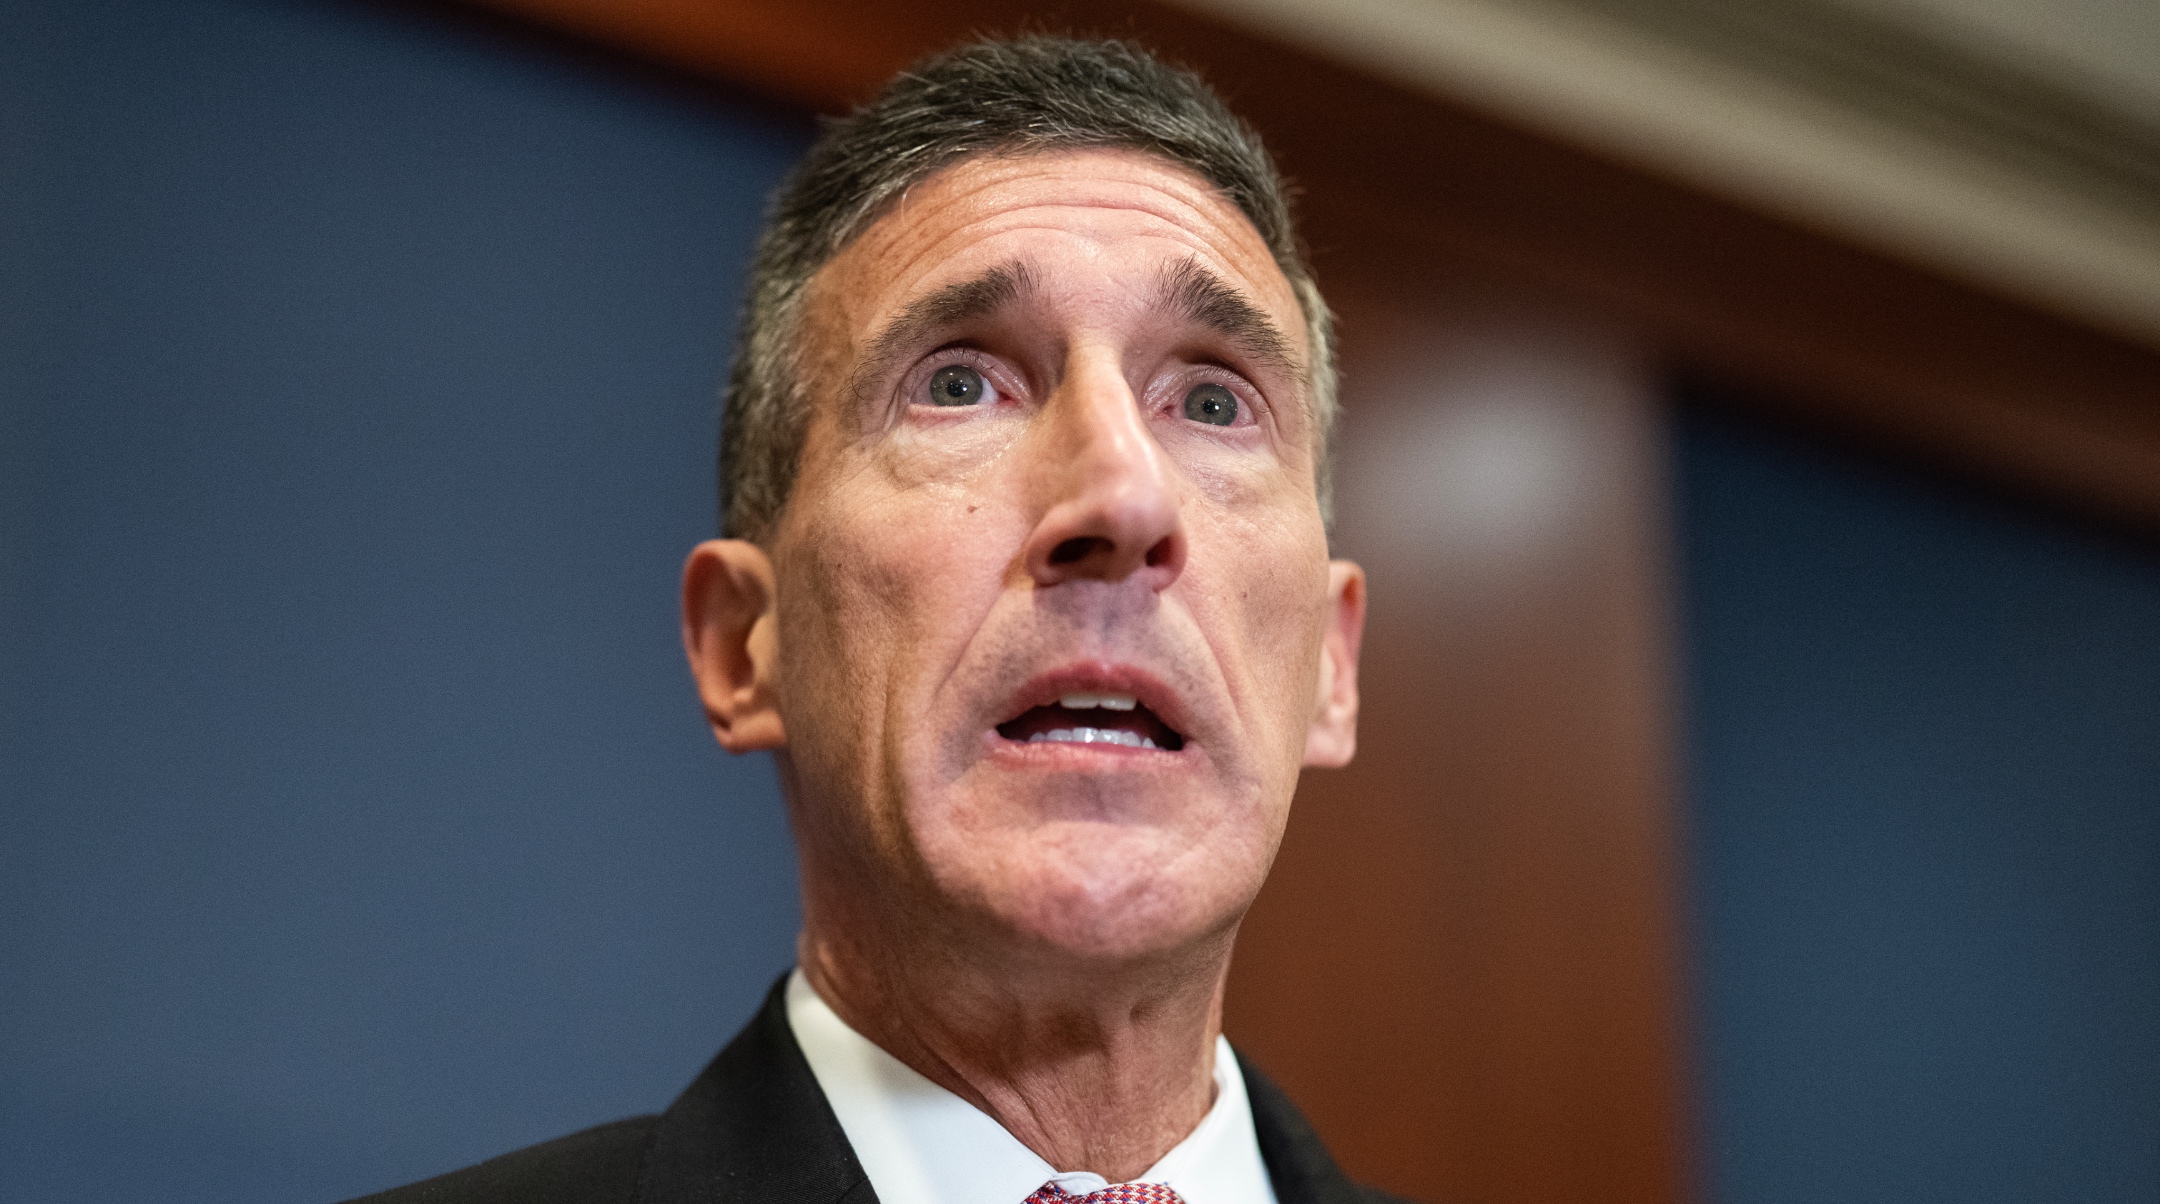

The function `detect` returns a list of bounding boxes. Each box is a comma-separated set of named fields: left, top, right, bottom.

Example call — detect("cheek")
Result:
left=882, top=410, right=1030, bottom=492
left=1192, top=507, right=1331, bottom=750
left=1172, top=441, right=1285, bottom=515
left=771, top=506, right=949, bottom=870
left=778, top=508, right=920, bottom=713
left=774, top=459, right=1017, bottom=751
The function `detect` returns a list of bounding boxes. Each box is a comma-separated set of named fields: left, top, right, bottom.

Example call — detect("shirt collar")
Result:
left=785, top=968, right=1279, bottom=1204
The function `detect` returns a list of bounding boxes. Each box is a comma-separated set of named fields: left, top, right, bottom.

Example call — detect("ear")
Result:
left=681, top=539, right=786, bottom=753
left=1302, top=559, right=1367, bottom=768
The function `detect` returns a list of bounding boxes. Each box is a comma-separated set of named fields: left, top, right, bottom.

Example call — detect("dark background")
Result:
left=3, top=1, right=807, bottom=1199
left=3, top=1, right=2156, bottom=1202
left=1677, top=404, right=2160, bottom=1203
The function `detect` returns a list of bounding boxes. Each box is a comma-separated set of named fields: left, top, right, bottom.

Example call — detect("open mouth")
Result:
left=995, top=691, right=1187, bottom=752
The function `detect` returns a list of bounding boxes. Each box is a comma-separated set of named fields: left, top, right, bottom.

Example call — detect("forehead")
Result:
left=808, top=148, right=1303, bottom=350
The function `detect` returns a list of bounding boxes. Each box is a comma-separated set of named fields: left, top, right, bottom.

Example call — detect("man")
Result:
left=353, top=35, right=1382, bottom=1204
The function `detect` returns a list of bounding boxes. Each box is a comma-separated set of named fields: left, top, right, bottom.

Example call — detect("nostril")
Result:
left=1049, top=536, right=1110, bottom=566
left=1144, top=537, right=1176, bottom=569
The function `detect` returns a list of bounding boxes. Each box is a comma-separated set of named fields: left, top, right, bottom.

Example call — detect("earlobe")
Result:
left=1302, top=560, right=1366, bottom=768
left=681, top=540, right=787, bottom=753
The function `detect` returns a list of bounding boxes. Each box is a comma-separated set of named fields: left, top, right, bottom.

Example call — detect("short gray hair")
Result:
left=719, top=35, right=1336, bottom=541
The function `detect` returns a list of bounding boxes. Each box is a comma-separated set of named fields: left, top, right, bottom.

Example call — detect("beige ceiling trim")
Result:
left=1169, top=0, right=2160, bottom=347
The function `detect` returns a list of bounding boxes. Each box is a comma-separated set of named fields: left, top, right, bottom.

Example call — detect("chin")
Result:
left=943, top=820, right=1263, bottom=966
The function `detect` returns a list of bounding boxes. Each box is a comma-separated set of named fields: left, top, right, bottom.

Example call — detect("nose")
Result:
left=1020, top=354, right=1187, bottom=591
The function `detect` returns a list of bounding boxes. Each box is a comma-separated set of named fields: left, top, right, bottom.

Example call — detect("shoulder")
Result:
left=339, top=1115, right=660, bottom=1204
left=1237, top=1051, right=1434, bottom=1204
left=338, top=975, right=862, bottom=1204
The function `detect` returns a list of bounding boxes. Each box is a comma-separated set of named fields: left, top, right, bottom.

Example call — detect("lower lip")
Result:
left=984, top=733, right=1186, bottom=763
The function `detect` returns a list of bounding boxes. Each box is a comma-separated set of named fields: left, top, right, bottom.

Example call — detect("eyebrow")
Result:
left=1153, top=257, right=1300, bottom=381
left=844, top=255, right=1302, bottom=415
left=849, top=261, right=1040, bottom=408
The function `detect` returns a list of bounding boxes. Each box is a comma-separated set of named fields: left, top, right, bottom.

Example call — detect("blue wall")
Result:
left=0, top=2, right=811, bottom=1201
left=1678, top=405, right=2160, bottom=1203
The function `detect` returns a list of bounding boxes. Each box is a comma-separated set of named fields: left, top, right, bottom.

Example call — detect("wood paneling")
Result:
left=1241, top=274, right=1687, bottom=1202
left=447, top=0, right=2160, bottom=1200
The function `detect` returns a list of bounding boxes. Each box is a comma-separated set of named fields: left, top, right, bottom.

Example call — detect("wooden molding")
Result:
left=1177, top=0, right=2160, bottom=350
left=1570, top=0, right=2160, bottom=211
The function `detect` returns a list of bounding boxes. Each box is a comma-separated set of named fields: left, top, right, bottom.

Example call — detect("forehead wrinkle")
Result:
left=909, top=151, right=1248, bottom=239
left=854, top=154, right=1278, bottom=303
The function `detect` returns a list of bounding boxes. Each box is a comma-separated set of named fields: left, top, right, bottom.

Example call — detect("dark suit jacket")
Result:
left=347, top=976, right=1410, bottom=1204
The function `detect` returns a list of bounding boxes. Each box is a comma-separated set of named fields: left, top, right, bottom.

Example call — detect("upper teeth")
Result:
left=1060, top=692, right=1138, bottom=711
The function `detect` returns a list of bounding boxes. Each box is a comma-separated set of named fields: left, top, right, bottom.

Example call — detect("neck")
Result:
left=798, top=904, right=1232, bottom=1182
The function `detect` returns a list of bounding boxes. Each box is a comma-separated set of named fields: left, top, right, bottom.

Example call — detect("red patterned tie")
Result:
left=1025, top=1183, right=1187, bottom=1204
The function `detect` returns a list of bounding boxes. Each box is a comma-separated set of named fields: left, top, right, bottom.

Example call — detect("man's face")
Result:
left=699, top=148, right=1362, bottom=966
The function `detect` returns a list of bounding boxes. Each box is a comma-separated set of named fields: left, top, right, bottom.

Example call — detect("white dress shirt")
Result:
left=785, top=969, right=1279, bottom=1204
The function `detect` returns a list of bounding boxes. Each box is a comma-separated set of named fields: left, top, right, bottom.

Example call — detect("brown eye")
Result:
left=1184, top=382, right=1238, bottom=426
left=927, top=364, right=986, bottom=406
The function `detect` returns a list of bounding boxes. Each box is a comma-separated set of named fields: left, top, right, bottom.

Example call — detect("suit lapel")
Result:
left=1241, top=1053, right=1372, bottom=1204
left=633, top=978, right=1360, bottom=1204
left=635, top=975, right=878, bottom=1204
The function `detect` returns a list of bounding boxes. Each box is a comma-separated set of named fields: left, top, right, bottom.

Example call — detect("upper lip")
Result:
left=995, top=661, right=1194, bottom=745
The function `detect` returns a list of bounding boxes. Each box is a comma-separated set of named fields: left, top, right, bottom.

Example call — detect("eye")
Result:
left=926, top=364, right=988, bottom=407
left=1183, top=382, right=1239, bottom=426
